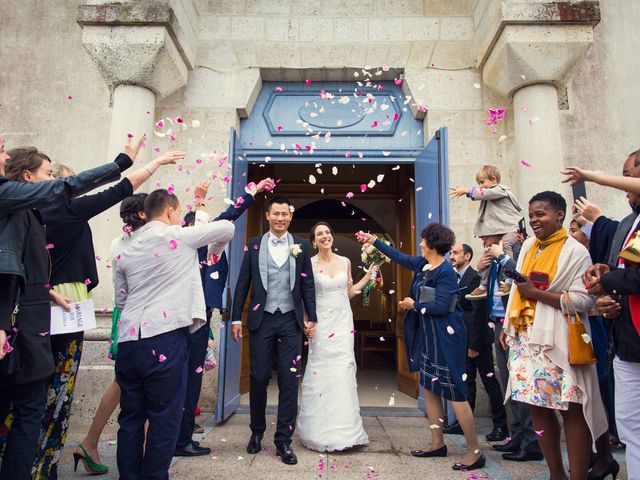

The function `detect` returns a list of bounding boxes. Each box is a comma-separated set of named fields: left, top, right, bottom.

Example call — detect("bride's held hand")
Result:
left=304, top=321, right=316, bottom=338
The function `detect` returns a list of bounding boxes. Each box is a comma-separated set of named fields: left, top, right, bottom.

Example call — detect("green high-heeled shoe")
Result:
left=73, top=444, right=108, bottom=475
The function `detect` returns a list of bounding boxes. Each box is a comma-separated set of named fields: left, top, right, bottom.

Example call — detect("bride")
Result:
left=297, top=222, right=377, bottom=452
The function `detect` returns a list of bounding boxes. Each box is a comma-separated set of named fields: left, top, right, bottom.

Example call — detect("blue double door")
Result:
left=215, top=127, right=449, bottom=422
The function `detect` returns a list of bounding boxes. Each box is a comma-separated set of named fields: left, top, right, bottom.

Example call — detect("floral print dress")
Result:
left=508, top=325, right=583, bottom=410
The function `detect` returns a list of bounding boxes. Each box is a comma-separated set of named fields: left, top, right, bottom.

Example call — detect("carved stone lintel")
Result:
left=77, top=1, right=194, bottom=99
left=476, top=1, right=600, bottom=97
left=483, top=24, right=594, bottom=97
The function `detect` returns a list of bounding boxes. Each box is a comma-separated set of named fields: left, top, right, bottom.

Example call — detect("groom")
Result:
left=231, top=196, right=316, bottom=465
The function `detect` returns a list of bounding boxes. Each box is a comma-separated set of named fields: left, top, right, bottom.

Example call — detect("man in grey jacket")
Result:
left=114, top=189, right=234, bottom=480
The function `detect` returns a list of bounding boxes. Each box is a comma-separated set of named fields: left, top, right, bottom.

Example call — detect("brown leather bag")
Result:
left=562, top=291, right=597, bottom=365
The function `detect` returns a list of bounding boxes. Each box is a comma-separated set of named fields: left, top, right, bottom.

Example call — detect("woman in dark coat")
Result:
left=28, top=139, right=182, bottom=479
left=357, top=224, right=484, bottom=472
left=0, top=145, right=133, bottom=480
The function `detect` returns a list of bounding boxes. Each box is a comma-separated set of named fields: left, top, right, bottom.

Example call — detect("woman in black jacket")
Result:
left=0, top=144, right=135, bottom=480
left=29, top=142, right=182, bottom=478
left=6, top=136, right=184, bottom=479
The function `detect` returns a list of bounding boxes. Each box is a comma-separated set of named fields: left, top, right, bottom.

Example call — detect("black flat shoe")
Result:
left=443, top=422, right=463, bottom=435
left=502, top=449, right=544, bottom=462
left=410, top=445, right=447, bottom=457
left=246, top=433, right=263, bottom=454
left=174, top=441, right=211, bottom=457
left=452, top=453, right=486, bottom=471
left=485, top=426, right=509, bottom=442
left=588, top=459, right=620, bottom=480
left=492, top=439, right=519, bottom=453
left=275, top=443, right=298, bottom=465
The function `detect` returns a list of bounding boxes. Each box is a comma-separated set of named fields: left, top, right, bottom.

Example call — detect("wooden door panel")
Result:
left=396, top=185, right=419, bottom=398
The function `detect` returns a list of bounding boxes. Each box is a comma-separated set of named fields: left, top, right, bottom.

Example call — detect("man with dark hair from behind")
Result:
left=113, top=189, right=234, bottom=479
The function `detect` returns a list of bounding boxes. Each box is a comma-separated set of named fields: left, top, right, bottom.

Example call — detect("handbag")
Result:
left=562, top=291, right=597, bottom=365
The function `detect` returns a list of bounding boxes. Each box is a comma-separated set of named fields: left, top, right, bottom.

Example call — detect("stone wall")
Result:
left=560, top=0, right=640, bottom=221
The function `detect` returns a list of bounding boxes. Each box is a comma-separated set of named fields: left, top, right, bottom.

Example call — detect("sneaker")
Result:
left=495, top=283, right=512, bottom=297
left=465, top=287, right=487, bottom=300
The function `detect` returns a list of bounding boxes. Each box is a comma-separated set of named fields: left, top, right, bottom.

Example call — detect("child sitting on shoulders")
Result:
left=450, top=164, right=523, bottom=300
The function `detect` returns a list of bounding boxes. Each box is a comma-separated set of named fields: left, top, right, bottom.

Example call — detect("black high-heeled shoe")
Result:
left=587, top=459, right=620, bottom=480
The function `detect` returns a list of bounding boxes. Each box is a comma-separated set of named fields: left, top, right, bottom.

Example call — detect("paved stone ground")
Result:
left=60, top=413, right=628, bottom=480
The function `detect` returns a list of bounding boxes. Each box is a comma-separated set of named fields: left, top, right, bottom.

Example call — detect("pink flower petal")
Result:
left=195, top=366, right=203, bottom=373
left=520, top=159, right=532, bottom=167
left=158, top=354, right=167, bottom=363
left=252, top=304, right=261, bottom=311
left=84, top=278, right=92, bottom=286
left=45, top=243, right=55, bottom=250
left=168, top=239, right=178, bottom=249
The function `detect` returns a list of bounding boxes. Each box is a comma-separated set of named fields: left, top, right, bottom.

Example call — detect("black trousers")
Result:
left=0, top=379, right=47, bottom=480
left=493, top=318, right=541, bottom=453
left=465, top=343, right=508, bottom=430
left=249, top=310, right=301, bottom=445
left=115, top=328, right=189, bottom=480
left=177, top=312, right=211, bottom=448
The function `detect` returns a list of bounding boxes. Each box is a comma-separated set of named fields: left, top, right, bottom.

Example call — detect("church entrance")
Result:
left=215, top=81, right=449, bottom=422
left=237, top=162, right=418, bottom=411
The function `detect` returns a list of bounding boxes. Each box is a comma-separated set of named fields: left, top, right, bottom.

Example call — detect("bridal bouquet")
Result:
left=360, top=239, right=392, bottom=289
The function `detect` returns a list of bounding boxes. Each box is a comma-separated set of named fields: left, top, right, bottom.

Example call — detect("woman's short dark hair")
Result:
left=420, top=223, right=456, bottom=255
left=120, top=193, right=148, bottom=232
left=4, top=147, right=51, bottom=182
left=309, top=221, right=333, bottom=243
left=529, top=191, right=567, bottom=216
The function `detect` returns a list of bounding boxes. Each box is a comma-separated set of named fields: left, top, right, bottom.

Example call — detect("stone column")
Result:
left=107, top=85, right=156, bottom=164
left=70, top=1, right=194, bottom=426
left=476, top=1, right=600, bottom=205
left=513, top=84, right=565, bottom=203
left=77, top=3, right=193, bottom=308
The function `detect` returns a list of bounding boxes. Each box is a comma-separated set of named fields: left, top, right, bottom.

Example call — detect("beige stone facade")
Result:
left=2, top=0, right=637, bottom=420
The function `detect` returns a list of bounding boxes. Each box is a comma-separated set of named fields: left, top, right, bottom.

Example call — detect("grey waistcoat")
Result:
left=264, top=250, right=294, bottom=314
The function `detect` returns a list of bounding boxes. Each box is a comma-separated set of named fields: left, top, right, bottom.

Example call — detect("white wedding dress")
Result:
left=297, top=256, right=368, bottom=452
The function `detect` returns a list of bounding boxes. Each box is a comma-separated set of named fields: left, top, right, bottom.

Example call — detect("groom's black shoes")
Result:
left=275, top=443, right=298, bottom=465
left=174, top=441, right=211, bottom=457
left=246, top=433, right=263, bottom=454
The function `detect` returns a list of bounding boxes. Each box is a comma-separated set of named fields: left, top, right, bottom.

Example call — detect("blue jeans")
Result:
left=115, top=328, right=189, bottom=480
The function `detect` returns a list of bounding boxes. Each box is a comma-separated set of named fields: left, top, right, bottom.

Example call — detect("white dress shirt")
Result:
left=115, top=219, right=234, bottom=343
left=268, top=231, right=290, bottom=267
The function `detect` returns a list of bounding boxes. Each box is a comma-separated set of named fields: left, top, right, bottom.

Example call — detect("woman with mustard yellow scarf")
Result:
left=501, top=191, right=608, bottom=480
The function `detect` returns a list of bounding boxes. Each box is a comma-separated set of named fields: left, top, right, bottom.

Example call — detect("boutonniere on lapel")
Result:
left=290, top=244, right=302, bottom=258
left=422, top=264, right=434, bottom=271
